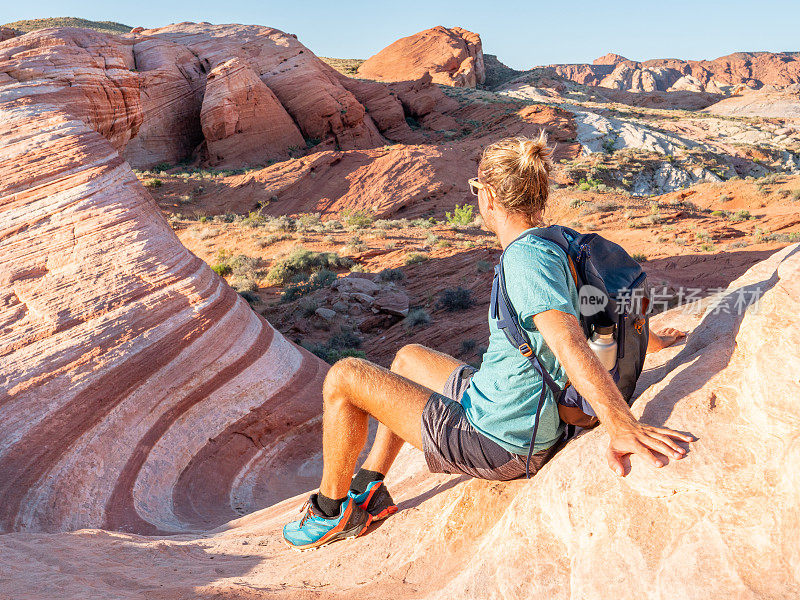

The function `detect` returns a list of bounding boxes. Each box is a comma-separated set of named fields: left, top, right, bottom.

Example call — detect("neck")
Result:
left=497, top=215, right=539, bottom=250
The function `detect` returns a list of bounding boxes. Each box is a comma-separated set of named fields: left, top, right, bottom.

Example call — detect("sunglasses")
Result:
left=468, top=177, right=485, bottom=196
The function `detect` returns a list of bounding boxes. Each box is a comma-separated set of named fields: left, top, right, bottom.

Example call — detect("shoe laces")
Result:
left=298, top=499, right=311, bottom=527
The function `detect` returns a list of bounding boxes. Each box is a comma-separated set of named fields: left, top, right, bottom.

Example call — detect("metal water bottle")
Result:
left=589, top=324, right=617, bottom=371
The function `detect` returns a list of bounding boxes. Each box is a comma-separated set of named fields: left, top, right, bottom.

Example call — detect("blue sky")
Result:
left=5, top=1, right=799, bottom=69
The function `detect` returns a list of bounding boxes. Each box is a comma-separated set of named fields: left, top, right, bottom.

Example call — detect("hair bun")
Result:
left=517, top=133, right=552, bottom=171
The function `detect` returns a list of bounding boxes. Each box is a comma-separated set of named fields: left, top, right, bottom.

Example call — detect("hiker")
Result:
left=283, top=134, right=694, bottom=550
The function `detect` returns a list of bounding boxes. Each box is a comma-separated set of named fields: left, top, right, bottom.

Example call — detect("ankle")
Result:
left=314, top=493, right=346, bottom=518
left=350, top=468, right=385, bottom=495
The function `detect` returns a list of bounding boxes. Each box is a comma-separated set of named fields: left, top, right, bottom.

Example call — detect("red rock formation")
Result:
left=0, top=27, right=18, bottom=42
left=358, top=26, right=485, bottom=88
left=549, top=51, right=800, bottom=93
left=593, top=52, right=630, bottom=65
left=200, top=57, right=305, bottom=167
left=0, top=27, right=328, bottom=534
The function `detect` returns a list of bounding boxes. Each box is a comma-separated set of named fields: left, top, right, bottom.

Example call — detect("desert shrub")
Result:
left=583, top=201, right=618, bottom=214
left=280, top=268, right=337, bottom=302
left=296, top=213, right=323, bottom=231
left=212, top=262, right=232, bottom=276
left=374, top=219, right=404, bottom=230
left=346, top=235, right=366, bottom=252
left=405, top=252, right=428, bottom=265
left=631, top=252, right=648, bottom=263
left=258, top=233, right=292, bottom=247
left=324, top=219, right=344, bottom=231
left=437, top=287, right=475, bottom=311
left=349, top=263, right=367, bottom=273
left=711, top=210, right=727, bottom=217
left=791, top=190, right=800, bottom=202
left=303, top=328, right=365, bottom=363
left=411, top=217, right=437, bottom=229
left=424, top=233, right=439, bottom=247
left=143, top=178, right=162, bottom=188
left=476, top=260, right=493, bottom=273
left=267, top=248, right=351, bottom=285
left=298, top=297, right=320, bottom=317
left=569, top=198, right=585, bottom=209
left=191, top=227, right=219, bottom=241
left=404, top=308, right=431, bottom=329
left=729, top=210, right=752, bottom=222
left=378, top=268, right=405, bottom=282
left=328, top=328, right=362, bottom=351
left=460, top=339, right=477, bottom=355
left=700, top=243, right=715, bottom=252
left=761, top=232, right=800, bottom=243
left=238, top=291, right=259, bottom=305
left=340, top=209, right=374, bottom=229
left=446, top=204, right=475, bottom=227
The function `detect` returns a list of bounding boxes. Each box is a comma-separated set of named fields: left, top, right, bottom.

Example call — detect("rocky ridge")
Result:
left=358, top=25, right=485, bottom=88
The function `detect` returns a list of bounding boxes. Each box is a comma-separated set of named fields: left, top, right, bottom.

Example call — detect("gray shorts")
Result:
left=420, top=364, right=560, bottom=480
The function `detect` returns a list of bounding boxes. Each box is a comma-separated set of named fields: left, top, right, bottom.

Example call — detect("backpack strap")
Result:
left=491, top=256, right=563, bottom=478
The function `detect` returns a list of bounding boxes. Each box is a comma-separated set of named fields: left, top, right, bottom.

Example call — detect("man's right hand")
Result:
left=605, top=417, right=695, bottom=476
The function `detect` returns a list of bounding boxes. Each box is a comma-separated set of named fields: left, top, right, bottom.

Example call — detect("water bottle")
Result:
left=589, top=324, right=617, bottom=371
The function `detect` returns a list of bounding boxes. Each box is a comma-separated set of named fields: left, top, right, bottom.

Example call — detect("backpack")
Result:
left=488, top=225, right=650, bottom=477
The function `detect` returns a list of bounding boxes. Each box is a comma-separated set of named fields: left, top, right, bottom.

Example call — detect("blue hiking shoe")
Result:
left=283, top=493, right=372, bottom=551
left=351, top=480, right=398, bottom=521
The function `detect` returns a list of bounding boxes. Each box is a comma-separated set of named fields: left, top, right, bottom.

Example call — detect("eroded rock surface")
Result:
left=358, top=25, right=485, bottom=88
left=0, top=27, right=328, bottom=536
left=200, top=57, right=304, bottom=167
left=0, top=23, right=454, bottom=170
left=550, top=51, right=800, bottom=94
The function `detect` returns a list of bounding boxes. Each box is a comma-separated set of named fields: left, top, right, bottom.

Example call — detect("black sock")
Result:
left=350, top=468, right=385, bottom=495
left=313, top=493, right=346, bottom=518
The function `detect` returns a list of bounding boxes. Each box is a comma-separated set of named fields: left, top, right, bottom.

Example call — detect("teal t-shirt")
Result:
left=460, top=230, right=581, bottom=456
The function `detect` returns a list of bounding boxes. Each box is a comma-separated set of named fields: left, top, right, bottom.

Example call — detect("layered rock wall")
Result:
left=0, top=26, right=328, bottom=535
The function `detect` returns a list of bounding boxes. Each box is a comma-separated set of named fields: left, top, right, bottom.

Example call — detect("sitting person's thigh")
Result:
left=392, top=344, right=466, bottom=393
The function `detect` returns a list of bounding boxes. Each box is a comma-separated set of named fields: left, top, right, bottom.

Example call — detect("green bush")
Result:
left=267, top=248, right=351, bottom=285
left=303, top=328, right=365, bottom=364
left=446, top=204, right=475, bottom=226
left=340, top=209, right=374, bottom=229
left=631, top=252, right=648, bottom=263
left=411, top=217, right=437, bottom=229
left=378, top=268, right=405, bottom=282
left=405, top=252, right=428, bottom=265
left=437, top=287, right=475, bottom=311
left=460, top=339, right=477, bottom=355
left=730, top=210, right=752, bottom=222
left=280, top=268, right=337, bottom=302
left=143, top=178, right=163, bottom=188
left=404, top=308, right=431, bottom=329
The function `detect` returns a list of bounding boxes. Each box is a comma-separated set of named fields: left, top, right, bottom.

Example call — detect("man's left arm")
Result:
left=532, top=308, right=695, bottom=476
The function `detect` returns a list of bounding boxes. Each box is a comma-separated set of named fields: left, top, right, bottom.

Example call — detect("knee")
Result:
left=322, top=356, right=365, bottom=405
left=390, top=343, right=425, bottom=376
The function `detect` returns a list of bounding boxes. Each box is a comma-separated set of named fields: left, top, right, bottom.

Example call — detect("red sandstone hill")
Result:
left=544, top=51, right=800, bottom=93
left=357, top=25, right=485, bottom=88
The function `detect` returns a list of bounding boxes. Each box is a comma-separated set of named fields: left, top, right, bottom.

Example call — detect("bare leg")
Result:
left=319, top=357, right=433, bottom=499
left=360, top=344, right=466, bottom=474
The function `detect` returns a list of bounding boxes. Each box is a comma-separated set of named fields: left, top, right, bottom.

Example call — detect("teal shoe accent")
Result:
left=351, top=480, right=398, bottom=521
left=283, top=493, right=371, bottom=551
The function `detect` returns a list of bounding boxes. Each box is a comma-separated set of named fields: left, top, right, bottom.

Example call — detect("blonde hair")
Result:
left=478, top=133, right=553, bottom=220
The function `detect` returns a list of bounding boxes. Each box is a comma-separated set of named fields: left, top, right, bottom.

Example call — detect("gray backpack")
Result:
left=489, top=225, right=650, bottom=477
